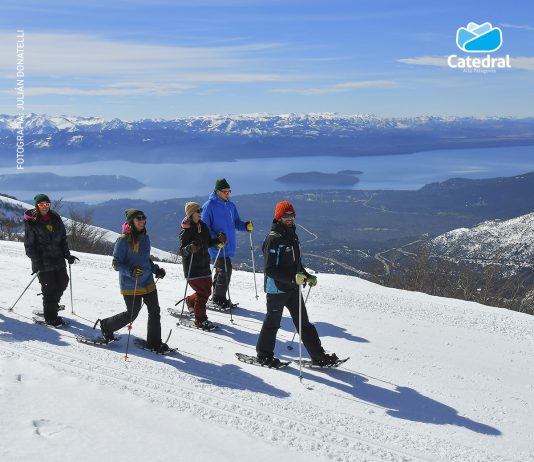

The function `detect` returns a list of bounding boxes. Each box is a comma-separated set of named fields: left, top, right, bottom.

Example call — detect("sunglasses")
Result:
left=220, top=189, right=231, bottom=194
left=134, top=215, right=146, bottom=221
left=281, top=212, right=295, bottom=219
left=37, top=202, right=51, bottom=208
left=194, top=208, right=203, bottom=213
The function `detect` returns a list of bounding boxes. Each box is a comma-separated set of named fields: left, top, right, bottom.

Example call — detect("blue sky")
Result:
left=1, top=0, right=533, bottom=119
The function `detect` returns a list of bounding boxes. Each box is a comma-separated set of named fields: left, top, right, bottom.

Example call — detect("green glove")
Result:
left=130, top=265, right=144, bottom=277
left=295, top=273, right=307, bottom=285
left=307, top=275, right=317, bottom=287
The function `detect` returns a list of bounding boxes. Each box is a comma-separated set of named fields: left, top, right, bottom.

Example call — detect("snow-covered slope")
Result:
left=0, top=195, right=175, bottom=262
left=1, top=241, right=533, bottom=462
left=431, top=212, right=534, bottom=271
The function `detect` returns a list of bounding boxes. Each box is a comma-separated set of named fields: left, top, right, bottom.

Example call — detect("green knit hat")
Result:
left=214, top=178, right=230, bottom=191
left=34, top=193, right=51, bottom=206
left=125, top=208, right=145, bottom=223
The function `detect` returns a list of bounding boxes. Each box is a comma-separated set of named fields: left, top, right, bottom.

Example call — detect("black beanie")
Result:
left=34, top=193, right=51, bottom=206
left=125, top=208, right=145, bottom=223
left=214, top=178, right=230, bottom=191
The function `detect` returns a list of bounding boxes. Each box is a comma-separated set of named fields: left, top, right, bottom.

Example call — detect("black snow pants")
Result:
left=103, top=290, right=162, bottom=347
left=256, top=289, right=324, bottom=360
left=213, top=256, right=232, bottom=300
left=38, top=268, right=69, bottom=322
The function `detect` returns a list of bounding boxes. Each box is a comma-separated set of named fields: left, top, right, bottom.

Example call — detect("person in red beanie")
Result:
left=256, top=200, right=338, bottom=367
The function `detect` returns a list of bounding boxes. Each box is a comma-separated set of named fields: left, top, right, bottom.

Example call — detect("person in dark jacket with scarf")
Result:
left=24, top=193, right=79, bottom=327
left=97, top=208, right=168, bottom=351
left=201, top=178, right=253, bottom=308
left=256, top=201, right=338, bottom=368
left=179, top=202, right=226, bottom=330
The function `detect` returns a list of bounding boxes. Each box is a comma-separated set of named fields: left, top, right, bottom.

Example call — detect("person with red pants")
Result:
left=179, top=202, right=226, bottom=330
left=24, top=193, right=79, bottom=327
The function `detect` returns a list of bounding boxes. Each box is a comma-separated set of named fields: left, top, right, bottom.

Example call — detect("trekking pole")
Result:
left=123, top=276, right=139, bottom=361
left=9, top=271, right=39, bottom=312
left=249, top=232, right=259, bottom=299
left=179, top=251, right=195, bottom=320
left=287, top=285, right=312, bottom=350
left=222, top=245, right=234, bottom=324
left=68, top=263, right=75, bottom=315
left=211, top=245, right=223, bottom=277
left=298, top=283, right=303, bottom=382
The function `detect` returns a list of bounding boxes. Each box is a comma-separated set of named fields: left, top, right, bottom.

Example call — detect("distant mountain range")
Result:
left=1, top=113, right=533, bottom=165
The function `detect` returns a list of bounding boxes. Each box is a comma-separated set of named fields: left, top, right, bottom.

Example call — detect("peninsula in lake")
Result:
left=0, top=173, right=145, bottom=191
left=276, top=171, right=361, bottom=186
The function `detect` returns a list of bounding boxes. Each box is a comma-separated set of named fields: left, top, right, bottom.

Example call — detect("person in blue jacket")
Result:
left=201, top=178, right=253, bottom=308
left=97, top=208, right=168, bottom=352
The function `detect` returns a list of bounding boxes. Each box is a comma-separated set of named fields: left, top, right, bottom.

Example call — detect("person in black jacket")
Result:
left=256, top=200, right=338, bottom=367
left=23, top=193, right=79, bottom=326
left=179, top=202, right=226, bottom=330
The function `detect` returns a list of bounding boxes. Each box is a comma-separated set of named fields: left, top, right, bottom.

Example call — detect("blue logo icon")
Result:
left=456, top=22, right=503, bottom=52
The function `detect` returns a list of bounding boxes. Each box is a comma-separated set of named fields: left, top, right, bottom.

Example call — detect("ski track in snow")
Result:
left=1, top=240, right=533, bottom=462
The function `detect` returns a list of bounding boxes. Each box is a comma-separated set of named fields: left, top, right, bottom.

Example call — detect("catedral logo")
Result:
left=448, top=22, right=511, bottom=71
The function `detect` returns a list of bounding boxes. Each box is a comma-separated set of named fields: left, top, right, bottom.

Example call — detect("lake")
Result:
left=2, top=145, right=534, bottom=204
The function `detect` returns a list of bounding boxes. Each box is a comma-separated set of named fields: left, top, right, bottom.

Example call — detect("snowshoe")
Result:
left=33, top=316, right=70, bottom=328
left=167, top=307, right=193, bottom=318
left=235, top=353, right=290, bottom=369
left=133, top=338, right=178, bottom=355
left=206, top=297, right=238, bottom=312
left=303, top=354, right=349, bottom=369
left=178, top=317, right=218, bottom=331
left=76, top=334, right=121, bottom=346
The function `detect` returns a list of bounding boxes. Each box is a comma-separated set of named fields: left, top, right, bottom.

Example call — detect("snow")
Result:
left=432, top=212, right=534, bottom=270
left=1, top=239, right=533, bottom=462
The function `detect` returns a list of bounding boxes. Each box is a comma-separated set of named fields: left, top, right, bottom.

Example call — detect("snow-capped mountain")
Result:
left=431, top=211, right=534, bottom=271
left=1, top=240, right=533, bottom=461
left=1, top=112, right=532, bottom=138
left=1, top=112, right=532, bottom=165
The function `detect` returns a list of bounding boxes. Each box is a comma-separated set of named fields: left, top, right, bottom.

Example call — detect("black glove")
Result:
left=67, top=255, right=80, bottom=265
left=217, top=232, right=227, bottom=244
left=155, top=267, right=166, bottom=279
left=188, top=241, right=200, bottom=254
left=130, top=265, right=144, bottom=277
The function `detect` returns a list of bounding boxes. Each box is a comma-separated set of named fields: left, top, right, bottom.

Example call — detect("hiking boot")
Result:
left=212, top=296, right=231, bottom=309
left=97, top=318, right=115, bottom=343
left=196, top=319, right=216, bottom=331
left=45, top=316, right=66, bottom=327
left=257, top=355, right=282, bottom=368
left=149, top=342, right=170, bottom=354
left=312, top=352, right=339, bottom=367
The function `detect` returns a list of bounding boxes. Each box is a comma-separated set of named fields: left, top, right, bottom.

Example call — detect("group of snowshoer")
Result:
left=23, top=179, right=339, bottom=367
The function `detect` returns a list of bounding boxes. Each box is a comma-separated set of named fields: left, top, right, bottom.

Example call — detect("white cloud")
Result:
left=397, top=56, right=449, bottom=67
left=0, top=31, right=289, bottom=96
left=500, top=23, right=534, bottom=31
left=510, top=57, right=534, bottom=71
left=271, top=80, right=397, bottom=95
